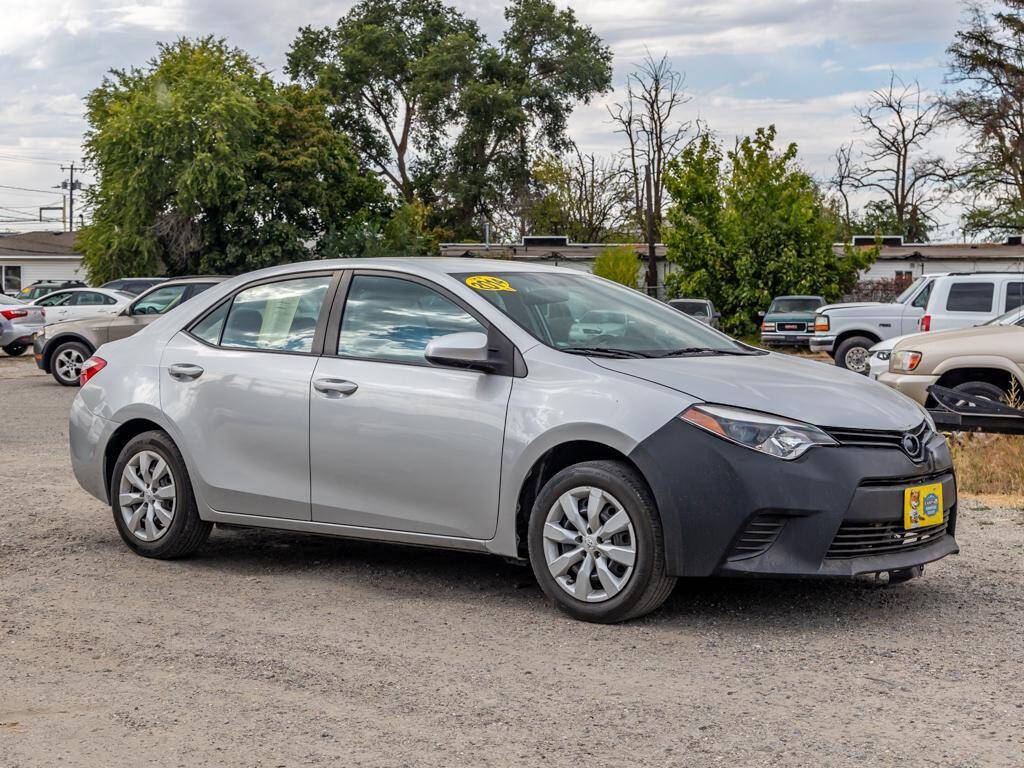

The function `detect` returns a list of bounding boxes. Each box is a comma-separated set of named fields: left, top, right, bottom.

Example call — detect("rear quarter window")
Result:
left=946, top=282, right=994, bottom=312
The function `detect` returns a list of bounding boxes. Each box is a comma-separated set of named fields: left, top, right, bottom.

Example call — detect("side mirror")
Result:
left=425, top=331, right=495, bottom=372
left=756, top=311, right=765, bottom=321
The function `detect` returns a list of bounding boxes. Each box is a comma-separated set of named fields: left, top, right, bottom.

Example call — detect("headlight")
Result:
left=874, top=350, right=891, bottom=361
left=814, top=315, right=829, bottom=332
left=761, top=321, right=775, bottom=332
left=890, top=350, right=922, bottom=372
left=680, top=403, right=837, bottom=460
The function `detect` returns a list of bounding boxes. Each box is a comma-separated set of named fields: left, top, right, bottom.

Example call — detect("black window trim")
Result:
left=184, top=270, right=341, bottom=357
left=323, top=269, right=523, bottom=377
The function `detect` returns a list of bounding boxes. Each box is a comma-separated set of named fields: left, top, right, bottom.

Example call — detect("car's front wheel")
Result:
left=2, top=342, right=27, bottom=356
left=834, top=335, right=874, bottom=375
left=50, top=340, right=91, bottom=386
left=528, top=460, right=676, bottom=623
left=111, top=430, right=211, bottom=558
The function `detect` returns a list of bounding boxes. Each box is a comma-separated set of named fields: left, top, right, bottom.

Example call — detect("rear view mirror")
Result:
left=425, top=332, right=495, bottom=372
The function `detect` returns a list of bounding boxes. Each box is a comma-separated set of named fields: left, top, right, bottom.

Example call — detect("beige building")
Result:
left=0, top=231, right=83, bottom=294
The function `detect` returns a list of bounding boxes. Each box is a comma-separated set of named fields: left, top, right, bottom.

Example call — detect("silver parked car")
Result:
left=1, top=294, right=45, bottom=356
left=69, top=260, right=958, bottom=623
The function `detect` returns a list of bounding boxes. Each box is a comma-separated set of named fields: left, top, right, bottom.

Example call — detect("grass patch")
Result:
left=949, top=432, right=1024, bottom=499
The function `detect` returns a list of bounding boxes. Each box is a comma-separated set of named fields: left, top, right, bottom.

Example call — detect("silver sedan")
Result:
left=68, top=259, right=956, bottom=623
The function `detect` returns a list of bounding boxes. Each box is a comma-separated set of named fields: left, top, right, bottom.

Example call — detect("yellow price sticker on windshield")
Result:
left=466, top=275, right=516, bottom=292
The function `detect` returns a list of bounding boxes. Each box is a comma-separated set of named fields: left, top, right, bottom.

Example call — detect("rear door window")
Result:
left=73, top=291, right=116, bottom=306
left=220, top=275, right=332, bottom=353
left=945, top=282, right=995, bottom=312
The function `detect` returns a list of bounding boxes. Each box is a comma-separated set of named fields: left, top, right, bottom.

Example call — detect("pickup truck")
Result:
left=811, top=272, right=1024, bottom=373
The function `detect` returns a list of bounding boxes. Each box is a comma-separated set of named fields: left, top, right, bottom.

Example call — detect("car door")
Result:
left=34, top=290, right=74, bottom=321
left=160, top=272, right=336, bottom=520
left=309, top=271, right=513, bottom=539
left=65, top=290, right=122, bottom=322
left=901, top=279, right=932, bottom=333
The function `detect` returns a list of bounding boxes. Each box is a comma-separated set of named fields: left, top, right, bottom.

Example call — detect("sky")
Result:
left=0, top=0, right=967, bottom=236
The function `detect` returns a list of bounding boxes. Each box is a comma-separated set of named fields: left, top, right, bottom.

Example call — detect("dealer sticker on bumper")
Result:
left=904, top=483, right=943, bottom=530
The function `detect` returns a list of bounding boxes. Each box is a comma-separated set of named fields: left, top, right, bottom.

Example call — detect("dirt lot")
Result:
left=1, top=352, right=1022, bottom=767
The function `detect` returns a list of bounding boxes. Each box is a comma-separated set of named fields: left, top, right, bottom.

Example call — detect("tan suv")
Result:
left=878, top=306, right=1024, bottom=405
left=34, top=276, right=225, bottom=385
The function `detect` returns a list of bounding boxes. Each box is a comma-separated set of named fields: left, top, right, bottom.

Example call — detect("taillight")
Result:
left=0, top=308, right=28, bottom=320
left=921, top=314, right=931, bottom=332
left=79, top=356, right=107, bottom=387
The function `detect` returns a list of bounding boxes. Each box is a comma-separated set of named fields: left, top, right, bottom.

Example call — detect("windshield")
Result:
left=984, top=306, right=1024, bottom=326
left=768, top=297, right=820, bottom=313
left=455, top=271, right=751, bottom=356
left=895, top=277, right=928, bottom=304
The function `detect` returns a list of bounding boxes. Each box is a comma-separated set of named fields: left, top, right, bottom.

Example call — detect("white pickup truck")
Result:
left=810, top=272, right=1024, bottom=373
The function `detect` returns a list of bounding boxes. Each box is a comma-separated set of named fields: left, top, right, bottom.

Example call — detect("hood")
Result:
left=894, top=323, right=1024, bottom=352
left=591, top=352, right=923, bottom=431
left=764, top=311, right=817, bottom=322
left=871, top=332, right=926, bottom=353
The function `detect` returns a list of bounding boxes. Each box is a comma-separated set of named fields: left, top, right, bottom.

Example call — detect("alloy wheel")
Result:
left=118, top=450, right=177, bottom=542
left=542, top=486, right=636, bottom=603
left=54, top=348, right=85, bottom=382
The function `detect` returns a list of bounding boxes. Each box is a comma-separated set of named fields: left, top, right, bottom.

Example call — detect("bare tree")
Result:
left=850, top=72, right=946, bottom=240
left=829, top=141, right=856, bottom=239
left=608, top=51, right=700, bottom=241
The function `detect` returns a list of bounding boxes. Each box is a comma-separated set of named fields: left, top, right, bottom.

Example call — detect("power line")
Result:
left=0, top=183, right=57, bottom=195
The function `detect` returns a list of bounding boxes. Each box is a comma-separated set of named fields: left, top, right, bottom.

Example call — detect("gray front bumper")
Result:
left=809, top=335, right=836, bottom=354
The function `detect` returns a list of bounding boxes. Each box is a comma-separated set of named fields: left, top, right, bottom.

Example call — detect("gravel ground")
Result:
left=1, top=352, right=1022, bottom=767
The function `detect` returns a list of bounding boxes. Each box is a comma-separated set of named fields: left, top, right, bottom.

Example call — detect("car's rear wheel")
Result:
left=834, top=336, right=874, bottom=375
left=50, top=341, right=90, bottom=386
left=2, top=342, right=27, bottom=356
left=528, top=460, right=676, bottom=623
left=111, top=430, right=211, bottom=559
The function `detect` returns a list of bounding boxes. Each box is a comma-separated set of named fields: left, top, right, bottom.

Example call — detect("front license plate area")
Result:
left=904, top=483, right=943, bottom=529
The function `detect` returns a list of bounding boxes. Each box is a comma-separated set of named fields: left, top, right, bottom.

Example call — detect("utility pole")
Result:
left=60, top=162, right=82, bottom=232
left=644, top=164, right=658, bottom=296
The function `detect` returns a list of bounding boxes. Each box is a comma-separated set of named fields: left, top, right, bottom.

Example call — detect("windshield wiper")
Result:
left=560, top=346, right=651, bottom=359
left=655, top=347, right=759, bottom=358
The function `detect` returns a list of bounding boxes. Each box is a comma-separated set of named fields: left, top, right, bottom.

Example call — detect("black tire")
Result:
left=952, top=380, right=1008, bottom=403
left=2, top=342, right=27, bottom=356
left=110, top=430, right=211, bottom=559
left=834, top=335, right=874, bottom=375
left=527, top=460, right=676, bottom=623
left=49, top=340, right=91, bottom=386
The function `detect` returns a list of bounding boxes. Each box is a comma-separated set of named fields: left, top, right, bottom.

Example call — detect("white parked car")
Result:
left=30, top=287, right=132, bottom=324
left=811, top=272, right=1024, bottom=374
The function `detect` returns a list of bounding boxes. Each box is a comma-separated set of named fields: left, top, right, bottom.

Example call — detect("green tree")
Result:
left=945, top=0, right=1024, bottom=235
left=79, top=37, right=387, bottom=283
left=664, top=127, right=874, bottom=335
left=592, top=245, right=640, bottom=288
left=288, top=0, right=612, bottom=239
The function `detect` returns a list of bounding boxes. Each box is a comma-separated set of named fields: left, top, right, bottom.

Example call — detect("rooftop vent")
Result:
left=852, top=235, right=904, bottom=247
left=523, top=235, right=569, bottom=247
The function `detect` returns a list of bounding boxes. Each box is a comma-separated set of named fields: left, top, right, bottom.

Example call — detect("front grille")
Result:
left=727, top=515, right=786, bottom=561
left=826, top=517, right=949, bottom=559
left=777, top=322, right=806, bottom=332
left=826, top=420, right=931, bottom=462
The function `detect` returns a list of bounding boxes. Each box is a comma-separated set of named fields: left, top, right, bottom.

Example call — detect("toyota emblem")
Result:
left=902, top=433, right=921, bottom=457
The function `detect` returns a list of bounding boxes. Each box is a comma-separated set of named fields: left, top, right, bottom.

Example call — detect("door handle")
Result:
left=168, top=363, right=204, bottom=381
left=313, top=378, right=358, bottom=396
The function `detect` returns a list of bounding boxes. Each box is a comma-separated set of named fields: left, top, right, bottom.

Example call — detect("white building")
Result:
left=0, top=231, right=84, bottom=294
left=840, top=236, right=1024, bottom=281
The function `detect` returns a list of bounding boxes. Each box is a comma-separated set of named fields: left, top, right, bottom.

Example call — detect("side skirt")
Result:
left=202, top=507, right=492, bottom=553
